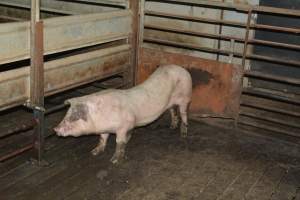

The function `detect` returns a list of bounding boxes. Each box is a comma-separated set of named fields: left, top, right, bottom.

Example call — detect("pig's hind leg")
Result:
left=91, top=133, right=110, bottom=156
left=170, top=106, right=179, bottom=129
left=179, top=102, right=189, bottom=138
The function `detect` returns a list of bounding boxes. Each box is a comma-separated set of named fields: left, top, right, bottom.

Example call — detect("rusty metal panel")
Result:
left=0, top=10, right=131, bottom=65
left=138, top=47, right=243, bottom=119
left=0, top=45, right=131, bottom=111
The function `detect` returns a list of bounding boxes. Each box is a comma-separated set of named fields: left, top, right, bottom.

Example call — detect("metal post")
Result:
left=129, top=0, right=140, bottom=86
left=242, top=9, right=253, bottom=69
left=217, top=0, right=225, bottom=61
left=235, top=9, right=253, bottom=128
left=229, top=39, right=235, bottom=64
left=29, top=0, right=45, bottom=165
left=139, top=0, right=145, bottom=44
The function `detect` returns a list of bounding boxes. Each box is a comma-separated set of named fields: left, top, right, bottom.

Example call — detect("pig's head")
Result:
left=54, top=99, right=93, bottom=137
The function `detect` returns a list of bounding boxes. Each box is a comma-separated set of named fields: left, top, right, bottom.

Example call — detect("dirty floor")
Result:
left=1, top=110, right=300, bottom=200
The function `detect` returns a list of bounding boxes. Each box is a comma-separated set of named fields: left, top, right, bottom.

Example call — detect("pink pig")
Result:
left=54, top=65, right=192, bottom=164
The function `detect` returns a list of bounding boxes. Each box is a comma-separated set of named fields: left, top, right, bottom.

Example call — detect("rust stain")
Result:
left=138, top=47, right=243, bottom=119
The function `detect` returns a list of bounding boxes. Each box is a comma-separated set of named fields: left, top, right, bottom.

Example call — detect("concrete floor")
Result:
left=0, top=106, right=300, bottom=200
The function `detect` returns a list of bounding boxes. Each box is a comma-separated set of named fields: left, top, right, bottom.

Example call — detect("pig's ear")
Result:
left=69, top=103, right=89, bottom=122
left=85, top=98, right=102, bottom=111
left=64, top=98, right=75, bottom=105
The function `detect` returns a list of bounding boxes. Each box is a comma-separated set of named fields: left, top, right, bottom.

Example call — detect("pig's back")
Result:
left=126, top=65, right=192, bottom=126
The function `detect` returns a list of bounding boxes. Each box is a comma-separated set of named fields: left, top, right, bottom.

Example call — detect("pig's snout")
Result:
left=54, top=126, right=65, bottom=137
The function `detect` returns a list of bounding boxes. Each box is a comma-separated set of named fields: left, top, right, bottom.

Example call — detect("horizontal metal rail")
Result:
left=145, top=11, right=300, bottom=34
left=238, top=117, right=300, bottom=138
left=243, top=87, right=300, bottom=105
left=0, top=15, right=24, bottom=22
left=245, top=71, right=300, bottom=85
left=145, top=24, right=244, bottom=42
left=145, top=24, right=300, bottom=51
left=58, top=0, right=129, bottom=8
left=144, top=36, right=233, bottom=54
left=241, top=98, right=300, bottom=117
left=45, top=104, right=68, bottom=115
left=0, top=119, right=36, bottom=139
left=247, top=54, right=300, bottom=67
left=0, top=104, right=67, bottom=140
left=146, top=0, right=300, bottom=17
left=144, top=37, right=300, bottom=67
left=0, top=143, right=34, bottom=162
left=240, top=107, right=300, bottom=129
left=250, top=39, right=300, bottom=51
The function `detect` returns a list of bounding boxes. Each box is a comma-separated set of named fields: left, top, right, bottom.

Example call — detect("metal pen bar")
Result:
left=146, top=0, right=300, bottom=17
left=0, top=120, right=36, bottom=140
left=30, top=0, right=45, bottom=165
left=145, top=11, right=300, bottom=34
left=238, top=118, right=300, bottom=138
left=239, top=109, right=300, bottom=129
left=143, top=37, right=300, bottom=67
left=243, top=88, right=300, bottom=105
left=152, top=26, right=300, bottom=50
left=0, top=144, right=34, bottom=163
left=128, top=0, right=140, bottom=86
left=144, top=24, right=300, bottom=51
left=217, top=0, right=225, bottom=61
left=144, top=24, right=244, bottom=42
left=245, top=71, right=300, bottom=85
left=242, top=9, right=253, bottom=69
left=241, top=99, right=300, bottom=117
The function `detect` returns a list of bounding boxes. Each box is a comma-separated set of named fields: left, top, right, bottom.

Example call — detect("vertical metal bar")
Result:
left=139, top=0, right=145, bottom=44
left=30, top=0, right=45, bottom=165
left=217, top=0, right=224, bottom=61
left=228, top=39, right=235, bottom=64
left=128, top=0, right=140, bottom=86
left=242, top=9, right=253, bottom=69
left=235, top=9, right=252, bottom=128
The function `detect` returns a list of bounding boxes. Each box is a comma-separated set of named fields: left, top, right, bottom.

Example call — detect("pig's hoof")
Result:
left=170, top=123, right=178, bottom=130
left=180, top=123, right=188, bottom=138
left=110, top=156, right=121, bottom=165
left=110, top=154, right=125, bottom=165
left=170, top=117, right=179, bottom=130
left=91, top=147, right=104, bottom=156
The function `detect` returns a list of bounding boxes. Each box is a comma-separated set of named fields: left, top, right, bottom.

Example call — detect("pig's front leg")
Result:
left=170, top=107, right=179, bottom=129
left=110, top=130, right=131, bottom=164
left=91, top=133, right=110, bottom=156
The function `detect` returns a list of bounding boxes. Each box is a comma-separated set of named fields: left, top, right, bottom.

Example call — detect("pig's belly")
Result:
left=135, top=112, right=165, bottom=127
left=125, top=75, right=176, bottom=127
left=132, top=94, right=173, bottom=127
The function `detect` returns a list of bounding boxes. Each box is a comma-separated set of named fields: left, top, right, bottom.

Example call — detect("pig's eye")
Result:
left=69, top=104, right=88, bottom=122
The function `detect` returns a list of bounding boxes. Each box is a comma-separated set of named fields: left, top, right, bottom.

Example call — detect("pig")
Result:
left=54, top=64, right=192, bottom=164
